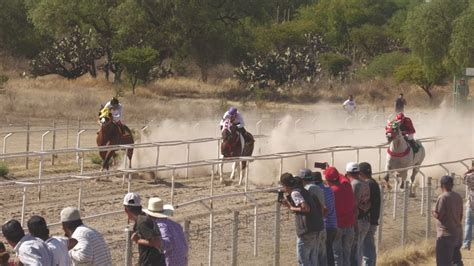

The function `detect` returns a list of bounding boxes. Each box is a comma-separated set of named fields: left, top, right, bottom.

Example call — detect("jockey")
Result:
left=100, top=97, right=131, bottom=135
left=342, top=95, right=356, bottom=115
left=220, top=107, right=254, bottom=143
left=393, top=112, right=418, bottom=152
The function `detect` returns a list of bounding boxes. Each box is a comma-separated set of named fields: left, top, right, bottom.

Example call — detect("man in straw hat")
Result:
left=123, top=192, right=165, bottom=266
left=60, top=207, right=112, bottom=266
left=143, top=197, right=188, bottom=266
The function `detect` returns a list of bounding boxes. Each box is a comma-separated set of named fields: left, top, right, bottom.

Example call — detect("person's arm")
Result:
left=432, top=197, right=445, bottom=220
left=136, top=217, right=163, bottom=249
left=68, top=235, right=94, bottom=264
left=289, top=201, right=310, bottom=213
left=236, top=112, right=245, bottom=128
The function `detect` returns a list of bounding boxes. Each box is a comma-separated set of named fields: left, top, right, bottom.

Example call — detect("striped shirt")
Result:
left=155, top=218, right=188, bottom=266
left=70, top=225, right=112, bottom=266
left=318, top=183, right=337, bottom=229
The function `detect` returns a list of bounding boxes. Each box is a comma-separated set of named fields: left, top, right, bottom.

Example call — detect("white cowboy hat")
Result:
left=143, top=197, right=174, bottom=218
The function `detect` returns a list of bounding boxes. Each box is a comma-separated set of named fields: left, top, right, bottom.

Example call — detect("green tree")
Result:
left=0, top=0, right=47, bottom=57
left=28, top=0, right=125, bottom=80
left=449, top=5, right=474, bottom=75
left=30, top=27, right=104, bottom=78
left=114, top=47, right=158, bottom=94
left=394, top=57, right=445, bottom=100
left=404, top=0, right=468, bottom=81
left=356, top=51, right=410, bottom=79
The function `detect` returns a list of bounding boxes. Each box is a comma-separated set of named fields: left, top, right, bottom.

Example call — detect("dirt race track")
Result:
left=1, top=106, right=473, bottom=265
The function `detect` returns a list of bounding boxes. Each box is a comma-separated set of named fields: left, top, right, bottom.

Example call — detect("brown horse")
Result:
left=220, top=118, right=254, bottom=185
left=96, top=112, right=134, bottom=171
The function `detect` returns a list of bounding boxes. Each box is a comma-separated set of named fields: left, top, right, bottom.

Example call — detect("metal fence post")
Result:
left=254, top=205, right=258, bottom=257
left=273, top=202, right=281, bottom=266
left=231, top=211, right=239, bottom=266
left=186, top=143, right=190, bottom=178
left=21, top=187, right=27, bottom=227
left=183, top=220, right=190, bottom=244
left=377, top=184, right=384, bottom=252
left=392, top=179, right=398, bottom=219
left=3, top=133, right=13, bottom=161
left=426, top=177, right=432, bottom=239
left=52, top=120, right=56, bottom=165
left=25, top=122, right=30, bottom=169
left=401, top=180, right=409, bottom=247
left=124, top=226, right=132, bottom=266
left=78, top=181, right=83, bottom=210
left=209, top=211, right=214, bottom=266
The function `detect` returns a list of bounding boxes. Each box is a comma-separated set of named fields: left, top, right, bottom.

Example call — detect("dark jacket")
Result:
left=367, top=178, right=381, bottom=225
left=293, top=188, right=324, bottom=237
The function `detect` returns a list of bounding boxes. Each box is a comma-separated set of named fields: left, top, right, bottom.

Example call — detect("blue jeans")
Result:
left=318, top=229, right=328, bottom=266
left=297, top=231, right=322, bottom=266
left=463, top=204, right=472, bottom=249
left=362, top=225, right=377, bottom=266
left=352, top=219, right=370, bottom=266
left=333, top=227, right=354, bottom=266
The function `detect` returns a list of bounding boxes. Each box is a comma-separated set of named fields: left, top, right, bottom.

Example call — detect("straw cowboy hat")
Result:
left=143, top=197, right=174, bottom=218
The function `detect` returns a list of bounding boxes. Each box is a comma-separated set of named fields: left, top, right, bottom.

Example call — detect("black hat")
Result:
left=359, top=162, right=372, bottom=176
left=313, top=172, right=323, bottom=183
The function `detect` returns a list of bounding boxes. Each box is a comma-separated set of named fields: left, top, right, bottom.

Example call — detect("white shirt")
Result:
left=14, top=235, right=53, bottom=266
left=343, top=99, right=356, bottom=113
left=46, top=237, right=71, bottom=266
left=104, top=101, right=123, bottom=123
left=69, top=225, right=112, bottom=266
left=220, top=111, right=245, bottom=128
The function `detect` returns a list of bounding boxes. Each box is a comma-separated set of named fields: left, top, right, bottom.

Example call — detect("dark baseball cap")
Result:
left=299, top=168, right=313, bottom=180
left=313, top=172, right=323, bottom=183
left=359, top=162, right=372, bottom=176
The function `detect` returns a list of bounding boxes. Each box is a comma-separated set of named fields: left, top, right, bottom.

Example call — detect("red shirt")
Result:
left=329, top=176, right=356, bottom=228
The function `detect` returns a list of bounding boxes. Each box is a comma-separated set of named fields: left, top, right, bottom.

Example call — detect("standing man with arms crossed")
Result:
left=432, top=175, right=463, bottom=266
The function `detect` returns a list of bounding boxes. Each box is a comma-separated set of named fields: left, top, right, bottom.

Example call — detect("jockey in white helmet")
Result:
left=99, top=97, right=131, bottom=136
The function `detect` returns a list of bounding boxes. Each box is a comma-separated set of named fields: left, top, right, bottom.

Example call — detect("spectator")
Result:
left=342, top=95, right=356, bottom=115
left=60, top=207, right=112, bottom=266
left=346, top=162, right=370, bottom=266
left=359, top=162, right=381, bottom=266
left=324, top=167, right=356, bottom=266
left=280, top=173, right=324, bottom=266
left=123, top=192, right=166, bottom=266
left=432, top=175, right=463, bottom=266
left=0, top=241, right=11, bottom=266
left=394, top=93, right=407, bottom=113
left=27, top=215, right=71, bottom=266
left=315, top=171, right=337, bottom=266
left=1, top=219, right=53, bottom=265
left=143, top=197, right=188, bottom=266
left=299, top=168, right=327, bottom=216
left=462, top=169, right=474, bottom=250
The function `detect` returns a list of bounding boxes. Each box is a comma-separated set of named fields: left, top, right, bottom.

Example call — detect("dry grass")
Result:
left=378, top=239, right=436, bottom=266
left=0, top=71, right=457, bottom=124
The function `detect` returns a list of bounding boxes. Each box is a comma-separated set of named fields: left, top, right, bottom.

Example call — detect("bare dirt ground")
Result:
left=1, top=103, right=473, bottom=265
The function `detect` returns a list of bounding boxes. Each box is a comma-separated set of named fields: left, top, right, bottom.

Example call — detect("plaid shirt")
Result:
left=464, top=172, right=474, bottom=211
left=155, top=218, right=188, bottom=266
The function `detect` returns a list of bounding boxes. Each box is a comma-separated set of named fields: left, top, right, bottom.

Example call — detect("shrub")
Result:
left=0, top=162, right=9, bottom=177
left=0, top=74, right=8, bottom=87
left=319, top=52, right=352, bottom=77
left=90, top=154, right=103, bottom=165
left=356, top=51, right=410, bottom=79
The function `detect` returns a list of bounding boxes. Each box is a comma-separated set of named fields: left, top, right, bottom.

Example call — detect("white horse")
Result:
left=219, top=119, right=254, bottom=185
left=384, top=120, right=425, bottom=195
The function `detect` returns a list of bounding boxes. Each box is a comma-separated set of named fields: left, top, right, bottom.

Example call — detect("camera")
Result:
left=314, top=162, right=328, bottom=170
left=277, top=190, right=284, bottom=203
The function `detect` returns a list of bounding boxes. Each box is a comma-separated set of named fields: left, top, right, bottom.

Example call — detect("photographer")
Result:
left=280, top=173, right=324, bottom=266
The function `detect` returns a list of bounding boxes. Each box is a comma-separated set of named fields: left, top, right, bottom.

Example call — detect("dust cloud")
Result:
left=131, top=103, right=474, bottom=186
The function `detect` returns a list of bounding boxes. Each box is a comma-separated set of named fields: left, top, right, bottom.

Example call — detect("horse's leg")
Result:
left=399, top=170, right=408, bottom=190
left=238, top=161, right=243, bottom=185
left=127, top=149, right=133, bottom=169
left=230, top=162, right=237, bottom=180
left=219, top=161, right=224, bottom=183
left=409, top=166, right=420, bottom=197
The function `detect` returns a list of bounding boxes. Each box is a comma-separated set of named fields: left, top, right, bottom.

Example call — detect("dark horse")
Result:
left=97, top=111, right=134, bottom=171
left=220, top=118, right=254, bottom=185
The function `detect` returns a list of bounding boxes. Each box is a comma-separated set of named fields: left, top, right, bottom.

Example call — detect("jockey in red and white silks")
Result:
left=388, top=112, right=418, bottom=152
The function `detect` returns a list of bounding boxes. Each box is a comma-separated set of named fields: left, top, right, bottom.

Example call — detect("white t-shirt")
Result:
left=104, top=101, right=123, bottom=122
left=70, top=225, right=112, bottom=266
left=14, top=235, right=53, bottom=266
left=46, top=236, right=72, bottom=266
left=343, top=99, right=356, bottom=113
